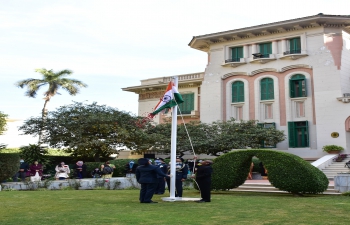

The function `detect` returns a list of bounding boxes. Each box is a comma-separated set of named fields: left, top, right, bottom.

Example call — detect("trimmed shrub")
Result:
left=0, top=153, right=20, bottom=181
left=19, top=144, right=50, bottom=166
left=212, top=150, right=329, bottom=194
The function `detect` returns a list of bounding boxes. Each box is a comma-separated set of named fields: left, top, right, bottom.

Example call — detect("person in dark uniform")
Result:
left=136, top=158, right=170, bottom=203
left=154, top=158, right=168, bottom=195
left=166, top=157, right=188, bottom=197
left=195, top=160, right=213, bottom=203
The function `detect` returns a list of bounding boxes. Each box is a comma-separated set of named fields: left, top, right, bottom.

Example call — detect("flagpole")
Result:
left=169, top=76, right=178, bottom=199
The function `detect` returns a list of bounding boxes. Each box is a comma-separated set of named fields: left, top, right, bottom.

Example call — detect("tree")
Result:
left=19, top=144, right=50, bottom=166
left=16, top=68, right=87, bottom=143
left=0, top=111, right=8, bottom=135
left=19, top=102, right=151, bottom=161
left=143, top=118, right=286, bottom=156
left=0, top=111, right=8, bottom=151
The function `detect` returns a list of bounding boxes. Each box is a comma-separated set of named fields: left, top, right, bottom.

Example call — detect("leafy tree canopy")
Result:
left=144, top=119, right=286, bottom=156
left=19, top=102, right=151, bottom=161
left=0, top=111, right=8, bottom=135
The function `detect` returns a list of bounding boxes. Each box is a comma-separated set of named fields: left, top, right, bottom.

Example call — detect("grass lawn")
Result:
left=0, top=190, right=349, bottom=225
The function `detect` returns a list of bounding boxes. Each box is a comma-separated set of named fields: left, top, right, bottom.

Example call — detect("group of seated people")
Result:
left=13, top=159, right=116, bottom=182
left=55, top=161, right=117, bottom=180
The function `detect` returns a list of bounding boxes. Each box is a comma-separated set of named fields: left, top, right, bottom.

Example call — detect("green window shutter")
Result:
left=290, top=79, right=295, bottom=98
left=288, top=122, right=296, bottom=148
left=232, top=81, right=244, bottom=103
left=238, top=47, right=243, bottom=58
left=261, top=80, right=267, bottom=100
left=231, top=47, right=243, bottom=62
left=305, top=120, right=309, bottom=147
left=261, top=78, right=274, bottom=100
left=301, top=79, right=307, bottom=97
left=267, top=79, right=274, bottom=99
left=259, top=43, right=272, bottom=56
left=290, top=74, right=306, bottom=98
left=290, top=38, right=301, bottom=53
left=178, top=93, right=194, bottom=114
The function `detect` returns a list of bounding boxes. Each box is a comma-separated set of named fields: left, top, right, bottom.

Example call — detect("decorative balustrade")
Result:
left=163, top=73, right=203, bottom=83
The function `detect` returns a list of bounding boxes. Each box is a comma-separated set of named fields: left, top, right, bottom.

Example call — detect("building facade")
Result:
left=123, top=14, right=350, bottom=159
left=189, top=14, right=350, bottom=158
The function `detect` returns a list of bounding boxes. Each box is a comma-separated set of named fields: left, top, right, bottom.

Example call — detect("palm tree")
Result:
left=16, top=68, right=88, bottom=143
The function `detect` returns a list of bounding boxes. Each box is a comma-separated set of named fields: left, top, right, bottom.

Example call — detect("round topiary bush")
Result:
left=212, top=150, right=329, bottom=194
left=0, top=153, right=20, bottom=181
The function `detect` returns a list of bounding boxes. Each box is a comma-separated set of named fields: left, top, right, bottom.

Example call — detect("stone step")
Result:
left=232, top=183, right=339, bottom=195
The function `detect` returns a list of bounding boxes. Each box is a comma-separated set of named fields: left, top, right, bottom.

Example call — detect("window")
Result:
left=178, top=93, right=194, bottom=114
left=260, top=78, right=274, bottom=100
left=290, top=74, right=307, bottom=98
left=289, top=37, right=301, bottom=54
left=288, top=121, right=309, bottom=148
left=257, top=122, right=276, bottom=148
left=229, top=46, right=243, bottom=62
left=259, top=42, right=272, bottom=58
left=232, top=81, right=244, bottom=103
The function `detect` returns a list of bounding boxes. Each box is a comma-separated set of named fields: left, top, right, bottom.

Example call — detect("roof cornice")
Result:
left=189, top=14, right=350, bottom=51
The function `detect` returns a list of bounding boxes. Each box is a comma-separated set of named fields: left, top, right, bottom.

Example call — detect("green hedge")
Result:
left=212, top=150, right=329, bottom=194
left=0, top=153, right=20, bottom=181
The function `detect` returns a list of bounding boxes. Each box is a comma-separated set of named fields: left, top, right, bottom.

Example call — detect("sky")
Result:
left=0, top=0, right=349, bottom=147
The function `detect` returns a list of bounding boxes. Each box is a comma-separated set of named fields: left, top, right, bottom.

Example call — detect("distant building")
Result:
left=123, top=14, right=350, bottom=159
left=122, top=72, right=203, bottom=124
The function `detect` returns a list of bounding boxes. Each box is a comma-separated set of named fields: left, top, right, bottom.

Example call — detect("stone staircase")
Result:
left=321, top=156, right=350, bottom=180
left=231, top=181, right=340, bottom=195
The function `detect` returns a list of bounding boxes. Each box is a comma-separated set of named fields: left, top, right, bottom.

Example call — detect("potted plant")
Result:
left=333, top=154, right=348, bottom=162
left=322, top=145, right=344, bottom=154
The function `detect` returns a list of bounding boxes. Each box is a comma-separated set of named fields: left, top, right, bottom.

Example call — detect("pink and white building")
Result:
left=124, top=14, right=350, bottom=159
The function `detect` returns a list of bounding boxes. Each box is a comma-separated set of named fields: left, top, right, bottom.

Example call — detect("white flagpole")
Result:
left=169, top=76, right=178, bottom=199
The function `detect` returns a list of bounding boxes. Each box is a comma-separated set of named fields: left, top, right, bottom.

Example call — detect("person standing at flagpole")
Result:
left=195, top=160, right=213, bottom=203
left=136, top=158, right=170, bottom=203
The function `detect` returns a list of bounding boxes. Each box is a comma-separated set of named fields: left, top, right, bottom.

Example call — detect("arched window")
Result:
left=232, top=81, right=244, bottom=103
left=290, top=74, right=306, bottom=98
left=260, top=78, right=274, bottom=100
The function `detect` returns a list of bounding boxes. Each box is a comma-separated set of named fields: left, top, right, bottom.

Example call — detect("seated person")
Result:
left=91, top=168, right=102, bottom=178
left=55, top=162, right=70, bottom=180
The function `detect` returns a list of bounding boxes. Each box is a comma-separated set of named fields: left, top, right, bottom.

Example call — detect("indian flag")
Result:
left=149, top=81, right=184, bottom=118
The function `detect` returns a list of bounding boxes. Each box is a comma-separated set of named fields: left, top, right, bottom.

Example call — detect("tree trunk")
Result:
left=38, top=99, right=49, bottom=144
left=94, top=152, right=101, bottom=162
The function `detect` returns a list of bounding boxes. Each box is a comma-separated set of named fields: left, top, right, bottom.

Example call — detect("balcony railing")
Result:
left=163, top=73, right=203, bottom=83
left=253, top=54, right=270, bottom=59
left=283, top=49, right=301, bottom=55
left=225, top=58, right=241, bottom=63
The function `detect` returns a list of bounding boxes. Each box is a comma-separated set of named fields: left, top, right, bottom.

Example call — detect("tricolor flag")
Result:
left=149, top=81, right=184, bottom=118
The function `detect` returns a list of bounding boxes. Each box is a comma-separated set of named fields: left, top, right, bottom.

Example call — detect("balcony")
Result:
left=279, top=49, right=308, bottom=60
left=222, top=58, right=247, bottom=67
left=250, top=53, right=276, bottom=64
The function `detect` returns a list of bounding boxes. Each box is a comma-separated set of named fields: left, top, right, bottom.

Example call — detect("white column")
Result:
left=272, top=41, right=277, bottom=54
left=243, top=45, right=249, bottom=58
left=300, top=33, right=306, bottom=51
left=251, top=44, right=257, bottom=55
left=281, top=39, right=287, bottom=53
